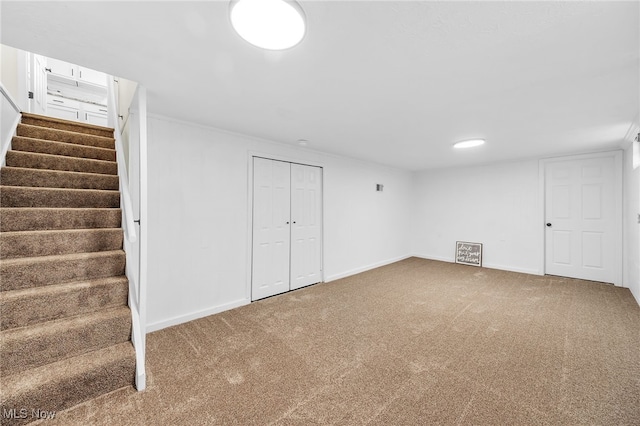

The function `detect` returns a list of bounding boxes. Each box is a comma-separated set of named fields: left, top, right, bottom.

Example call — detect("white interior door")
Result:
left=290, top=164, right=323, bottom=290
left=544, top=153, right=622, bottom=284
left=252, top=158, right=291, bottom=300
left=31, top=54, right=47, bottom=115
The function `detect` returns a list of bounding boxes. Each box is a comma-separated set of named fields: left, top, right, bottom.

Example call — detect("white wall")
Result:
left=0, top=44, right=20, bottom=102
left=411, top=152, right=639, bottom=299
left=322, top=155, right=412, bottom=280
left=145, top=114, right=639, bottom=331
left=1, top=45, right=22, bottom=165
left=146, top=116, right=412, bottom=331
left=411, top=159, right=542, bottom=275
left=117, top=77, right=138, bottom=133
left=623, top=142, right=640, bottom=303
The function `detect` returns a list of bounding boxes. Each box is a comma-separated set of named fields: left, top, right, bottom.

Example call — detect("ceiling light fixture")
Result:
left=453, top=139, right=486, bottom=149
left=230, top=0, right=306, bottom=50
left=297, top=139, right=308, bottom=146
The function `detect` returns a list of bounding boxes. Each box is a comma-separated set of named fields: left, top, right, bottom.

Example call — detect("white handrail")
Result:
left=0, top=82, right=21, bottom=113
left=107, top=77, right=137, bottom=244
left=1, top=82, right=22, bottom=166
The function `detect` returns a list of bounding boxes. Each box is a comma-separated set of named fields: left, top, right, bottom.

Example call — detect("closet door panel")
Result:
left=252, top=158, right=291, bottom=300
left=290, top=164, right=322, bottom=290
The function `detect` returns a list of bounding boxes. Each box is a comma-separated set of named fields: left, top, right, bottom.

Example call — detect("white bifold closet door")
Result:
left=252, top=157, right=322, bottom=301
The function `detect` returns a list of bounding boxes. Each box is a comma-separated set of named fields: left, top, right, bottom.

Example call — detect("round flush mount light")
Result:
left=453, top=139, right=486, bottom=149
left=297, top=139, right=308, bottom=146
left=230, top=0, right=306, bottom=50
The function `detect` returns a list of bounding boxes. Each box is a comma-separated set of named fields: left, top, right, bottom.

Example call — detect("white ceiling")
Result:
left=2, top=1, right=638, bottom=171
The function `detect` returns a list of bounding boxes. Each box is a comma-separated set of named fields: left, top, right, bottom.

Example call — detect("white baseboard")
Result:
left=146, top=298, right=250, bottom=333
left=412, top=253, right=454, bottom=263
left=482, top=263, right=541, bottom=276
left=324, top=254, right=412, bottom=282
left=412, top=253, right=542, bottom=276
left=630, top=287, right=640, bottom=308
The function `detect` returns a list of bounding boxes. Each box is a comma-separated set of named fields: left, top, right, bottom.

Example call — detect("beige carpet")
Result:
left=39, top=258, right=640, bottom=425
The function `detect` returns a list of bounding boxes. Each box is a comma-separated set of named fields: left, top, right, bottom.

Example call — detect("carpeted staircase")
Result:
left=0, top=113, right=136, bottom=425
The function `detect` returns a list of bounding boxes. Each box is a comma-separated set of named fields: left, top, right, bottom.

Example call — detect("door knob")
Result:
left=546, top=223, right=552, bottom=227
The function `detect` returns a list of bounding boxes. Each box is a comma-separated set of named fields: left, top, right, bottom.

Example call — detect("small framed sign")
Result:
left=455, top=241, right=482, bottom=267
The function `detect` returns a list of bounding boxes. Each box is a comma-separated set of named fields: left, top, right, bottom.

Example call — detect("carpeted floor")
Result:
left=38, top=258, right=640, bottom=425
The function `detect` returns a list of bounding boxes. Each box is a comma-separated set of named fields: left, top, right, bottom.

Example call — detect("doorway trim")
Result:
left=245, top=151, right=325, bottom=301
left=538, top=150, right=623, bottom=286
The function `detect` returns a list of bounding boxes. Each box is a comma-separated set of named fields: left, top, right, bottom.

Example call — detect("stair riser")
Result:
left=20, top=114, right=114, bottom=138
left=0, top=167, right=120, bottom=190
left=1, top=309, right=132, bottom=377
left=0, top=343, right=135, bottom=426
left=1, top=229, right=123, bottom=259
left=5, top=151, right=117, bottom=175
left=1, top=187, right=120, bottom=208
left=12, top=137, right=117, bottom=162
left=1, top=252, right=126, bottom=291
left=17, top=124, right=115, bottom=149
left=0, top=278, right=129, bottom=331
left=0, top=208, right=122, bottom=232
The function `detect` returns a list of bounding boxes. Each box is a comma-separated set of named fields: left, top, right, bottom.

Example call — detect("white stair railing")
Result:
left=107, top=77, right=146, bottom=391
left=1, top=82, right=22, bottom=165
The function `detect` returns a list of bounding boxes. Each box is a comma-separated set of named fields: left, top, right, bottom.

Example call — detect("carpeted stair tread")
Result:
left=1, top=186, right=120, bottom=208
left=0, top=342, right=135, bottom=425
left=17, top=124, right=115, bottom=149
left=0, top=208, right=122, bottom=232
left=0, top=113, right=135, bottom=420
left=1, top=228, right=123, bottom=259
left=0, top=167, right=119, bottom=190
left=20, top=112, right=114, bottom=138
left=0, top=276, right=129, bottom=331
left=0, top=306, right=132, bottom=377
left=1, top=250, right=126, bottom=292
left=11, top=136, right=117, bottom=162
left=5, top=150, right=117, bottom=175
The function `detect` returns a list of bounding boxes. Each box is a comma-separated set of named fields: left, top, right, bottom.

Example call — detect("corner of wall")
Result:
left=324, top=254, right=413, bottom=282
left=622, top=142, right=640, bottom=306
